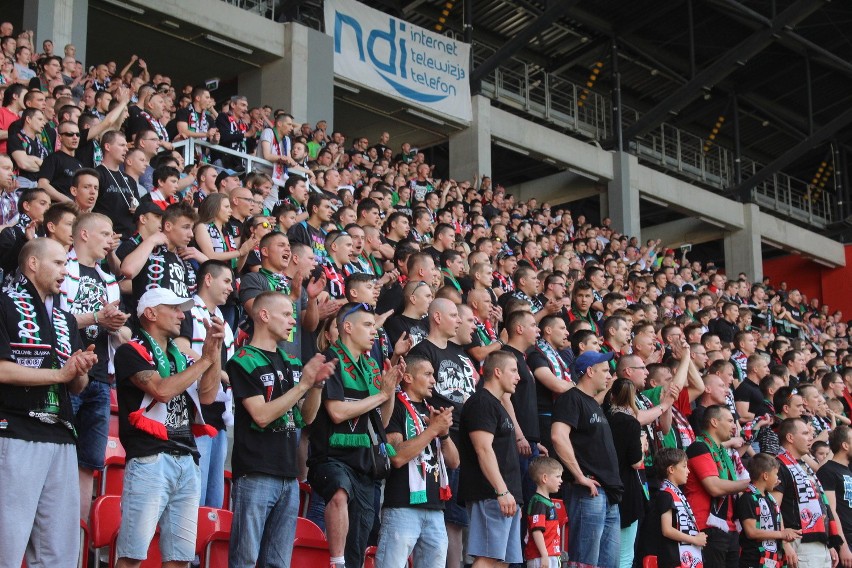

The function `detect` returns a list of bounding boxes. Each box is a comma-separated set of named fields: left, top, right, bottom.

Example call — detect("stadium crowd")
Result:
left=1, top=20, right=852, bottom=568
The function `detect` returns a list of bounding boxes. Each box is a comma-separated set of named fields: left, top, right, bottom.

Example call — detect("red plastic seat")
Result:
left=89, top=495, right=121, bottom=567
left=196, top=507, right=232, bottom=568
left=643, top=556, right=658, bottom=568
left=78, top=519, right=89, bottom=568
left=222, top=470, right=232, bottom=511
left=108, top=414, right=119, bottom=438
left=299, top=480, right=312, bottom=517
left=109, top=388, right=118, bottom=414
left=363, top=545, right=377, bottom=568
left=292, top=517, right=329, bottom=566
left=99, top=437, right=126, bottom=496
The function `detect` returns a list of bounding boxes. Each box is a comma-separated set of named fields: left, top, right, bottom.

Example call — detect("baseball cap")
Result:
left=574, top=351, right=615, bottom=377
left=137, top=288, right=194, bottom=318
left=215, top=168, right=240, bottom=188
left=133, top=200, right=165, bottom=221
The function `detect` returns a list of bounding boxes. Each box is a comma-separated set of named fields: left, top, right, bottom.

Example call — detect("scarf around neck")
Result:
left=661, top=479, right=704, bottom=568
left=396, top=390, right=451, bottom=504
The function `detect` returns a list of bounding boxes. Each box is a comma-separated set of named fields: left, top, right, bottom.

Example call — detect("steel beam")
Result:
left=733, top=105, right=852, bottom=201
left=470, top=0, right=582, bottom=87
left=620, top=0, right=828, bottom=142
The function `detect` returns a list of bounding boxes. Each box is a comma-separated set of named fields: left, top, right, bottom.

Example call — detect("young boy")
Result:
left=735, top=452, right=800, bottom=568
left=524, top=457, right=564, bottom=568
left=811, top=440, right=832, bottom=465
left=643, top=448, right=707, bottom=568
left=140, top=165, right=180, bottom=210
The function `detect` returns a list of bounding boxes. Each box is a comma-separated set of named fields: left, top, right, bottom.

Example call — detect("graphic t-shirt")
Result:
left=38, top=150, right=82, bottom=198
left=131, top=245, right=197, bottom=314
left=411, top=339, right=478, bottom=433
left=736, top=485, right=782, bottom=568
left=817, top=460, right=852, bottom=545
left=227, top=345, right=303, bottom=479
left=66, top=264, right=110, bottom=382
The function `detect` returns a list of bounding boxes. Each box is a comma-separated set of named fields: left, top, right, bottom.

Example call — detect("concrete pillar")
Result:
left=23, top=0, right=88, bottom=65
left=724, top=202, right=763, bottom=280
left=607, top=151, right=641, bottom=239
left=239, top=23, right=334, bottom=130
left=449, top=95, right=492, bottom=182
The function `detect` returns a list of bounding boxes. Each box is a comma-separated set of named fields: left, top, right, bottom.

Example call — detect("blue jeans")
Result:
left=375, top=507, right=448, bottom=568
left=228, top=474, right=299, bottom=568
left=566, top=484, right=621, bottom=568
left=196, top=429, right=228, bottom=508
left=70, top=380, right=112, bottom=470
left=116, top=454, right=201, bottom=562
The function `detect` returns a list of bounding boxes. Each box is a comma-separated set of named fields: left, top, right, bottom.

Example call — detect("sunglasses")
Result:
left=340, top=302, right=374, bottom=323
left=59, top=131, right=80, bottom=137
left=253, top=221, right=271, bottom=229
left=327, top=230, right=349, bottom=248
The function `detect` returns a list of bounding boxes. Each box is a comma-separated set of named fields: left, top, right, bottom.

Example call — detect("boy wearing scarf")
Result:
left=774, top=418, right=842, bottom=568
left=643, top=447, right=707, bottom=568
left=375, top=354, right=458, bottom=568
left=684, top=405, right=751, bottom=568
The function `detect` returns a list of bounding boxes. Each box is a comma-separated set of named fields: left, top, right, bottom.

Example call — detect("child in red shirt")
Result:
left=524, top=457, right=564, bottom=568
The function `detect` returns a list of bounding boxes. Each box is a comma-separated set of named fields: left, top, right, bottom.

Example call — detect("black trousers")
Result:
left=702, top=527, right=739, bottom=568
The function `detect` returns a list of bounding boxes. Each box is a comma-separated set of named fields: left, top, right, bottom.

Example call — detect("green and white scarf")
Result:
left=396, top=390, right=451, bottom=504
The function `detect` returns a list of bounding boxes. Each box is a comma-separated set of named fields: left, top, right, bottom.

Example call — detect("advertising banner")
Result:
left=324, top=0, right=472, bottom=123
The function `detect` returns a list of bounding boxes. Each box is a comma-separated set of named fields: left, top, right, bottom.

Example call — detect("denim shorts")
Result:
left=71, top=380, right=112, bottom=470
left=443, top=467, right=469, bottom=527
left=115, top=453, right=200, bottom=562
left=466, top=498, right=523, bottom=564
left=376, top=507, right=448, bottom=568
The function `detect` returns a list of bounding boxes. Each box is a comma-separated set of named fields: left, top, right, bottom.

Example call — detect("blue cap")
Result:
left=574, top=351, right=615, bottom=377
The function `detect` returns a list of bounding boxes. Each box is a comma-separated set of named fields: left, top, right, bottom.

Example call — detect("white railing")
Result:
left=172, top=138, right=275, bottom=175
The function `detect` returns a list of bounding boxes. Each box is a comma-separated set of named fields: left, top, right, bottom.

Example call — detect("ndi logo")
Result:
left=333, top=10, right=466, bottom=103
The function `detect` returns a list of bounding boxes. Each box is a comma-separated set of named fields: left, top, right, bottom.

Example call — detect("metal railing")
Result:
left=472, top=47, right=835, bottom=226
left=172, top=138, right=275, bottom=174
left=218, top=0, right=279, bottom=21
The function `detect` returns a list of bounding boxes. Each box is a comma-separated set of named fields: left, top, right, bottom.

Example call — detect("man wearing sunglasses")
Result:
left=308, top=301, right=403, bottom=568
left=37, top=119, right=82, bottom=202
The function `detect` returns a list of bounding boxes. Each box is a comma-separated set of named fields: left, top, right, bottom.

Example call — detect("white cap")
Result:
left=137, top=288, right=194, bottom=318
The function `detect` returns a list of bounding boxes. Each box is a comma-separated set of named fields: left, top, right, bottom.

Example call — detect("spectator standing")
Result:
left=37, top=119, right=81, bottom=201
left=375, top=354, right=459, bottom=568
left=226, top=292, right=334, bottom=567
left=817, top=426, right=852, bottom=566
left=112, top=288, right=224, bottom=568
left=307, top=302, right=402, bottom=568
left=459, top=350, right=525, bottom=567
left=551, top=350, right=623, bottom=568
left=0, top=238, right=96, bottom=567
left=174, top=261, right=236, bottom=510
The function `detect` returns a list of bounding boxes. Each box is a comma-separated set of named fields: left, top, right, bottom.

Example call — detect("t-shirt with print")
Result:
left=130, top=246, right=197, bottom=316
left=411, top=338, right=478, bottom=433
left=8, top=130, right=49, bottom=184
left=524, top=493, right=561, bottom=560
left=640, top=490, right=683, bottom=568
left=287, top=220, right=328, bottom=265
left=383, top=397, right=445, bottom=510
left=227, top=345, right=303, bottom=478
left=38, top=150, right=82, bottom=198
left=817, top=460, right=852, bottom=545
left=66, top=264, right=111, bottom=383
left=384, top=313, right=428, bottom=348
left=115, top=339, right=199, bottom=460
left=238, top=270, right=306, bottom=362
left=95, top=165, right=139, bottom=237
left=458, top=387, right=522, bottom=503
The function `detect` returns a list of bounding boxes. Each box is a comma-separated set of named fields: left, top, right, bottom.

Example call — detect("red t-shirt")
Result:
left=684, top=440, right=737, bottom=531
left=524, top=493, right=561, bottom=559
left=0, top=106, right=19, bottom=155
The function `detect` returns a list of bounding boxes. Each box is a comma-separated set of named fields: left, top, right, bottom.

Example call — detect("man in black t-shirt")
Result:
left=113, top=288, right=224, bottom=566
left=501, top=309, right=543, bottom=506
left=225, top=292, right=333, bottom=567
left=551, top=350, right=623, bottom=568
left=375, top=354, right=459, bottom=567
left=0, top=238, right=95, bottom=566
left=119, top=203, right=203, bottom=317
left=95, top=130, right=139, bottom=237
left=459, top=350, right=525, bottom=566
left=818, top=426, right=852, bottom=561
left=734, top=353, right=771, bottom=429
left=37, top=119, right=82, bottom=201
left=59, top=213, right=130, bottom=522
